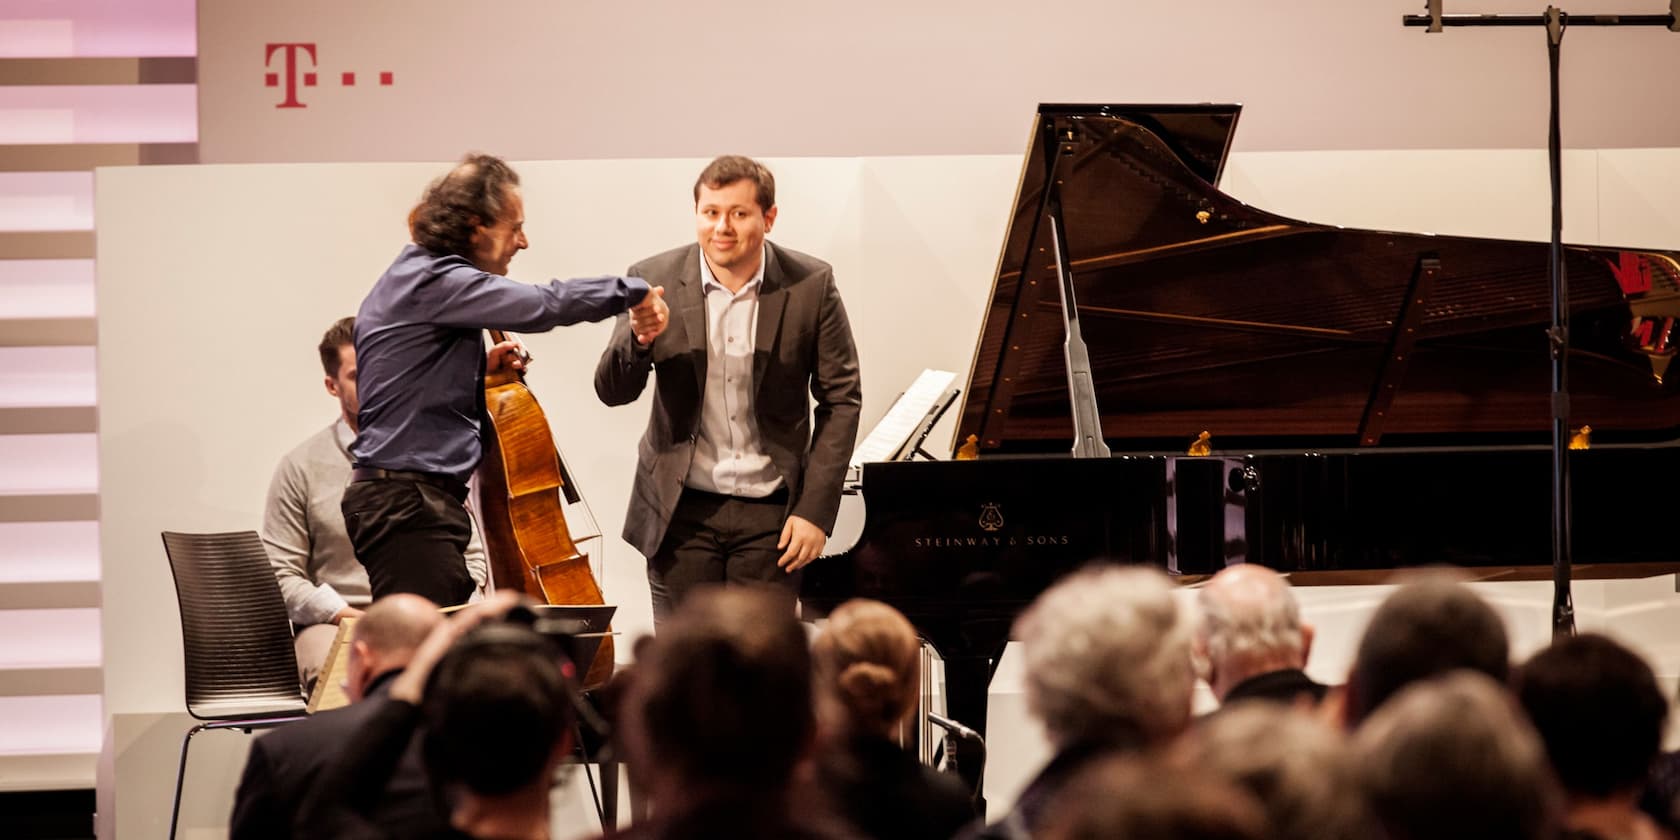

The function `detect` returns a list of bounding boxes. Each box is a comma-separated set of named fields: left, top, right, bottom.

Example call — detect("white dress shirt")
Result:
left=685, top=247, right=784, bottom=497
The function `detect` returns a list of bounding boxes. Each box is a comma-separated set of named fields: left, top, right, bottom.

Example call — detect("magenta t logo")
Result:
left=263, top=43, right=396, bottom=109
left=264, top=42, right=318, bottom=109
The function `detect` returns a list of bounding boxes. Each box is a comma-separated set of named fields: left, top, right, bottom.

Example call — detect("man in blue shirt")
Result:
left=344, top=153, right=669, bottom=605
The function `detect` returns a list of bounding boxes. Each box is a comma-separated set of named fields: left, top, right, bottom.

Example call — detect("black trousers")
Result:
left=646, top=487, right=799, bottom=626
left=341, top=478, right=475, bottom=607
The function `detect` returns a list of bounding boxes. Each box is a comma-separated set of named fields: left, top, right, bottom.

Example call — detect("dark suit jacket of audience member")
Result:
left=1221, top=668, right=1329, bottom=708
left=964, top=732, right=1145, bottom=840
left=817, top=734, right=977, bottom=840
left=603, top=794, right=862, bottom=840
left=230, top=671, right=444, bottom=840
left=1640, top=750, right=1680, bottom=835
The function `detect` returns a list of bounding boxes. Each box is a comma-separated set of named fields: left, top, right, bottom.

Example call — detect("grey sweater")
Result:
left=261, top=418, right=487, bottom=626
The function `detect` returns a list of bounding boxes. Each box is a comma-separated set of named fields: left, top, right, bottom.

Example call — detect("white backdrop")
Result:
left=96, top=146, right=1680, bottom=836
left=96, top=155, right=1022, bottom=717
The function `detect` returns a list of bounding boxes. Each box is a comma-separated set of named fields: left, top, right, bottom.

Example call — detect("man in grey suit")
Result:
left=596, top=155, right=862, bottom=622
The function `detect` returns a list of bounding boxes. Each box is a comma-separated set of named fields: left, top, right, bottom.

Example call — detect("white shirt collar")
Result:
left=699, top=243, right=767, bottom=295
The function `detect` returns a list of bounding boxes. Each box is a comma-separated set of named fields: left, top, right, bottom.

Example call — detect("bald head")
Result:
left=348, top=594, right=442, bottom=701
left=354, top=593, right=442, bottom=653
left=1196, top=565, right=1310, bottom=700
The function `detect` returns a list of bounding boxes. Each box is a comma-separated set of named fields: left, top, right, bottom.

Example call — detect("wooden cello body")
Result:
left=477, top=333, right=614, bottom=688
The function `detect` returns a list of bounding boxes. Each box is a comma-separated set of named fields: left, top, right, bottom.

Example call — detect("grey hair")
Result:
left=1178, top=704, right=1371, bottom=840
left=1352, top=671, right=1559, bottom=840
left=1016, top=565, right=1195, bottom=748
left=1196, top=571, right=1305, bottom=666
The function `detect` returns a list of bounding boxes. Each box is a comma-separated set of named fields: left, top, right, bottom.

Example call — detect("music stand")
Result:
left=520, top=603, right=621, bottom=828
left=522, top=604, right=616, bottom=677
left=897, top=388, right=960, bottom=461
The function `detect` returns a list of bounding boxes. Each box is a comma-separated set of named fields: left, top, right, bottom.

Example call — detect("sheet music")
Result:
left=851, top=369, right=958, bottom=468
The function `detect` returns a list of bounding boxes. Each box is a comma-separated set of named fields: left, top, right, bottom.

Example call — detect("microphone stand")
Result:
left=1402, top=1, right=1679, bottom=639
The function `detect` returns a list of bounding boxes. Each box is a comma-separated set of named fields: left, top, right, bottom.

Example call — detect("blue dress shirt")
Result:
left=351, top=244, right=649, bottom=483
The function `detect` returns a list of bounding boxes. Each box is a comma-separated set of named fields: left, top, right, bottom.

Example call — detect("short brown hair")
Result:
left=622, top=588, right=810, bottom=790
left=693, top=155, right=775, bottom=212
left=318, top=316, right=354, bottom=377
left=411, top=153, right=521, bottom=259
left=1344, top=577, right=1509, bottom=727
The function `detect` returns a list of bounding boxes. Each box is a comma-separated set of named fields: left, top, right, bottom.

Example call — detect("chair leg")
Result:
left=167, top=723, right=210, bottom=840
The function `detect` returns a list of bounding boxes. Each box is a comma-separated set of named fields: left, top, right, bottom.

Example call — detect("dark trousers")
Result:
left=647, top=488, right=798, bottom=625
left=342, top=478, right=475, bottom=607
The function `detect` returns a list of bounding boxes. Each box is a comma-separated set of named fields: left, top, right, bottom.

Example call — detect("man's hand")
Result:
left=331, top=606, right=365, bottom=624
left=630, top=286, right=669, bottom=346
left=776, top=514, right=826, bottom=572
left=486, top=340, right=527, bottom=375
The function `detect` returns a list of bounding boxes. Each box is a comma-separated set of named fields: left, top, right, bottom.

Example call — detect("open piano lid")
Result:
left=955, top=103, right=1680, bottom=455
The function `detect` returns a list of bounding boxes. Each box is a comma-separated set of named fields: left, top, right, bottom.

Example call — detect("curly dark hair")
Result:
left=693, top=155, right=775, bottom=212
left=410, top=153, right=521, bottom=259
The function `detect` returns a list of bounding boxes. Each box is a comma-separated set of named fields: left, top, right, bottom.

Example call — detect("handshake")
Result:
left=630, top=285, right=669, bottom=346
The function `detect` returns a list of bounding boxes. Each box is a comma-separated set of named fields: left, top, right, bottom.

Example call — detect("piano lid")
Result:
left=955, top=104, right=1680, bottom=455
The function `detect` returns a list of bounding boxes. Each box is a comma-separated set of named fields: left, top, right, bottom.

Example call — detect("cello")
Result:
left=476, top=329, right=615, bottom=688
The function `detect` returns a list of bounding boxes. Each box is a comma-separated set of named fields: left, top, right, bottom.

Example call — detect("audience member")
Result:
left=1517, top=633, right=1670, bottom=840
left=609, top=586, right=854, bottom=839
left=231, top=594, right=443, bottom=840
left=1352, top=671, right=1559, bottom=840
left=970, top=565, right=1195, bottom=839
left=297, top=592, right=579, bottom=839
left=810, top=598, right=976, bottom=840
left=1174, top=702, right=1371, bottom=840
left=1195, top=564, right=1325, bottom=707
left=1037, top=755, right=1267, bottom=840
left=1343, top=575, right=1509, bottom=727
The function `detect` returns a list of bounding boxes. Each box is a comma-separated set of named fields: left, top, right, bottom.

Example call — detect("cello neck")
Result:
left=487, top=329, right=534, bottom=365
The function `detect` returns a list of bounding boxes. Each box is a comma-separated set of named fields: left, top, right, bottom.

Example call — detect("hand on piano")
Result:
left=776, top=514, right=826, bottom=572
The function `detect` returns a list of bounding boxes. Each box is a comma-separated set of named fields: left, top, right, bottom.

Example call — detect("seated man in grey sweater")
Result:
left=260, top=317, right=487, bottom=691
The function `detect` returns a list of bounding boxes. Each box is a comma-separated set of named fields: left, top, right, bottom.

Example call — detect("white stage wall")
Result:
left=95, top=154, right=1024, bottom=709
left=97, top=147, right=1680, bottom=836
left=198, top=0, right=1680, bottom=163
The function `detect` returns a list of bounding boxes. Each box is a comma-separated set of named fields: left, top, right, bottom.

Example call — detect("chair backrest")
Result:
left=161, top=530, right=308, bottom=721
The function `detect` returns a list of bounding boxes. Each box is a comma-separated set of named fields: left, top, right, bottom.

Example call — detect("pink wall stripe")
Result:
left=0, top=260, right=95, bottom=319
left=0, top=86, right=197, bottom=144
left=0, top=0, right=194, bottom=58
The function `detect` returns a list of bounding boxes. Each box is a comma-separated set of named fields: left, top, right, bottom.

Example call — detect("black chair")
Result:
left=160, top=530, right=309, bottom=840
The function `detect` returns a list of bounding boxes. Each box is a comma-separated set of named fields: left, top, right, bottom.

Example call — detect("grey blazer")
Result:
left=594, top=242, right=862, bottom=559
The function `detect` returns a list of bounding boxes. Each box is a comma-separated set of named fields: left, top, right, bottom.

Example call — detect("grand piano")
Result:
left=801, top=103, right=1680, bottom=788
